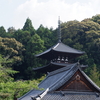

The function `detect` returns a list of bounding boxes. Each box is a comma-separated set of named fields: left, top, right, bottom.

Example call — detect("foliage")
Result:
left=0, top=55, right=18, bottom=82
left=23, top=33, right=45, bottom=79
left=37, top=25, right=57, bottom=48
left=89, top=64, right=100, bottom=86
left=0, top=37, right=25, bottom=66
left=8, top=27, right=16, bottom=34
left=0, top=54, right=39, bottom=100
left=13, top=30, right=31, bottom=46
left=22, top=18, right=35, bottom=35
left=0, top=80, right=39, bottom=100
left=0, top=26, right=6, bottom=37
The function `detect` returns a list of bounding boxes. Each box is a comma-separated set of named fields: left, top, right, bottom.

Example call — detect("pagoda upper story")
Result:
left=36, top=41, right=85, bottom=62
left=35, top=18, right=85, bottom=63
left=34, top=18, right=86, bottom=74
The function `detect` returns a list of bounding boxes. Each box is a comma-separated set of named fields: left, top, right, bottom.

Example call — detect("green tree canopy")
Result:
left=0, top=26, right=6, bottom=37
left=0, top=37, right=25, bottom=66
left=37, top=25, right=57, bottom=48
left=91, top=14, right=100, bottom=24
left=89, top=64, right=100, bottom=86
left=22, top=18, right=35, bottom=35
left=0, top=54, right=18, bottom=82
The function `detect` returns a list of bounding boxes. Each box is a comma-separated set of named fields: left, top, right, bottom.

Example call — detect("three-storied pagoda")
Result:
left=19, top=18, right=100, bottom=100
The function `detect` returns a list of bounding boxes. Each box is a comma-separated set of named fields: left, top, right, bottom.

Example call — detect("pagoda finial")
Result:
left=58, top=16, right=61, bottom=42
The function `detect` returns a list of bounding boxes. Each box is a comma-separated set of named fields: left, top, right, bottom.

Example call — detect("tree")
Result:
left=23, top=33, right=45, bottom=79
left=37, top=25, right=57, bottom=48
left=91, top=14, right=100, bottom=24
left=0, top=26, right=6, bottom=37
left=22, top=18, right=35, bottom=35
left=14, top=30, right=31, bottom=46
left=0, top=37, right=25, bottom=66
left=0, top=79, right=39, bottom=100
left=0, top=54, right=39, bottom=100
left=0, top=54, right=18, bottom=82
left=89, top=64, right=100, bottom=86
left=8, top=27, right=16, bottom=34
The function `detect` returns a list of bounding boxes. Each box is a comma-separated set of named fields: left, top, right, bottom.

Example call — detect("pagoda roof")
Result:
left=33, top=62, right=88, bottom=73
left=19, top=62, right=100, bottom=100
left=33, top=62, right=66, bottom=73
left=35, top=42, right=85, bottom=60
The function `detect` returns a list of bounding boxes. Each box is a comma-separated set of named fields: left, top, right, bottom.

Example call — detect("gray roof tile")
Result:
left=35, top=42, right=85, bottom=60
left=18, top=90, right=43, bottom=100
left=38, top=63, right=78, bottom=90
left=41, top=92, right=100, bottom=100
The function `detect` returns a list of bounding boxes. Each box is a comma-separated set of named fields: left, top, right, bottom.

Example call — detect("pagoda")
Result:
left=19, top=18, right=100, bottom=100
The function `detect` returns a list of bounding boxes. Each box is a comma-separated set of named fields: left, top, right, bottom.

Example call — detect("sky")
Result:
left=0, top=0, right=100, bottom=31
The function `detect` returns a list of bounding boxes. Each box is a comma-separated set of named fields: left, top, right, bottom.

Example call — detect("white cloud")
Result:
left=14, top=0, right=100, bottom=30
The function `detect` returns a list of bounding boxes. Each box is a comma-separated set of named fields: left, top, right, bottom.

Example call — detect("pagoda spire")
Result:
left=58, top=16, right=61, bottom=42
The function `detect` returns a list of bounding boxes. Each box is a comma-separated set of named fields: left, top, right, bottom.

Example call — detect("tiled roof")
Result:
left=19, top=63, right=100, bottom=100
left=53, top=42, right=84, bottom=54
left=19, top=90, right=100, bottom=100
left=34, top=62, right=69, bottom=70
left=38, top=63, right=78, bottom=90
left=39, top=62, right=100, bottom=92
left=41, top=91, right=100, bottom=100
left=18, top=89, right=43, bottom=100
left=33, top=62, right=73, bottom=73
left=33, top=62, right=88, bottom=73
left=33, top=62, right=66, bottom=73
left=35, top=42, right=85, bottom=60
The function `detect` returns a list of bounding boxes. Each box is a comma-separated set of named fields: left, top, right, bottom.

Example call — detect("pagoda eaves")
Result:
left=33, top=62, right=88, bottom=73
left=35, top=42, right=85, bottom=61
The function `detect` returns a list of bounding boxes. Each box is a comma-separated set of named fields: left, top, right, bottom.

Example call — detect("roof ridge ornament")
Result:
left=58, top=16, right=61, bottom=43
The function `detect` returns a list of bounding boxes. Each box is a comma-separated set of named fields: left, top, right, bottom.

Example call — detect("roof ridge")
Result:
left=52, top=42, right=59, bottom=49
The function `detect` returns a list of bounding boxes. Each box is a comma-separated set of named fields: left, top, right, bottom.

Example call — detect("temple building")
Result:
left=19, top=18, right=100, bottom=100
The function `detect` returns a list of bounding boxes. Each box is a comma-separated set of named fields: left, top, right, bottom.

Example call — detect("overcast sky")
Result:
left=0, top=0, right=100, bottom=30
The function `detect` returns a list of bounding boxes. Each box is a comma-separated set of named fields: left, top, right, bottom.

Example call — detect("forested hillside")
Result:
left=0, top=14, right=100, bottom=99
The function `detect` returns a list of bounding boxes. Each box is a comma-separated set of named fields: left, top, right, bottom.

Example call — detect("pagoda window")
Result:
left=57, top=56, right=61, bottom=63
left=65, top=57, right=68, bottom=63
left=56, top=56, right=69, bottom=63
left=61, top=57, right=64, bottom=61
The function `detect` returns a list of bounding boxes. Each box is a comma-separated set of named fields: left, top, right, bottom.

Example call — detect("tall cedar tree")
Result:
left=22, top=18, right=35, bottom=35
